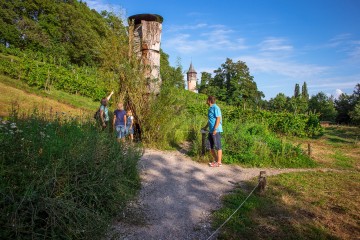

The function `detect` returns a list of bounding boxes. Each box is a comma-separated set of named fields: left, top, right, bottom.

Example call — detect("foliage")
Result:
left=220, top=121, right=317, bottom=167
left=349, top=101, right=360, bottom=126
left=198, top=58, right=264, bottom=109
left=0, top=50, right=116, bottom=101
left=142, top=87, right=321, bottom=167
left=294, top=83, right=300, bottom=98
left=268, top=93, right=288, bottom=112
left=309, top=92, right=337, bottom=121
left=160, top=50, right=184, bottom=89
left=0, top=0, right=127, bottom=66
left=334, top=93, right=353, bottom=124
left=0, top=110, right=141, bottom=240
left=301, top=81, right=309, bottom=100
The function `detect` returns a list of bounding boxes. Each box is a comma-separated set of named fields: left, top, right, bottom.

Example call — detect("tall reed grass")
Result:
left=0, top=108, right=141, bottom=239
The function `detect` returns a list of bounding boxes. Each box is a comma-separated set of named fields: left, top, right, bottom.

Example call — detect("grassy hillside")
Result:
left=0, top=74, right=98, bottom=117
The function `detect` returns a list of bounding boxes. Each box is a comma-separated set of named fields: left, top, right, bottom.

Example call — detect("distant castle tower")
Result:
left=187, top=63, right=197, bottom=92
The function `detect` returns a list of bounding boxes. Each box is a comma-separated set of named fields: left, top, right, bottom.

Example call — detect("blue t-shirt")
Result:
left=100, top=105, right=109, bottom=121
left=114, top=109, right=126, bottom=126
left=208, top=104, right=223, bottom=132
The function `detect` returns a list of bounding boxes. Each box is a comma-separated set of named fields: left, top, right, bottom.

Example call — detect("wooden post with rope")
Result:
left=258, top=171, right=267, bottom=194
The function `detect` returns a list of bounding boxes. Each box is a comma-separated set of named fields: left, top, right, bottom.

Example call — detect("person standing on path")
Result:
left=99, top=90, right=114, bottom=131
left=202, top=96, right=223, bottom=167
left=113, top=102, right=127, bottom=143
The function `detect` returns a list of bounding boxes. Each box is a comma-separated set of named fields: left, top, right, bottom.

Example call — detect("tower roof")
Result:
left=187, top=62, right=197, bottom=74
left=128, top=14, right=163, bottom=25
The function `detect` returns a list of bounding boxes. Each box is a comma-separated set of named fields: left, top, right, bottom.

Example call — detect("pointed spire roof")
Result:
left=187, top=62, right=197, bottom=74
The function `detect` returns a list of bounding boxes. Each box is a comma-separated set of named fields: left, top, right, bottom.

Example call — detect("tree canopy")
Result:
left=198, top=58, right=264, bottom=108
left=0, top=0, right=127, bottom=66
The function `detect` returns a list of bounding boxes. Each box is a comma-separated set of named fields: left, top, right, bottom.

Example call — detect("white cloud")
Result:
left=349, top=41, right=360, bottom=60
left=167, top=23, right=208, bottom=32
left=259, top=37, right=293, bottom=52
left=85, top=0, right=126, bottom=18
left=238, top=55, right=328, bottom=78
left=163, top=24, right=248, bottom=54
left=334, top=89, right=344, bottom=99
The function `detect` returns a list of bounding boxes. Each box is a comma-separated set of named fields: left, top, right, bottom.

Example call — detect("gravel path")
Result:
left=109, top=149, right=312, bottom=240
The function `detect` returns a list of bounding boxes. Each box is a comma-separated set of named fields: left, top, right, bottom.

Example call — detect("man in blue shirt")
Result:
left=202, top=96, right=223, bottom=167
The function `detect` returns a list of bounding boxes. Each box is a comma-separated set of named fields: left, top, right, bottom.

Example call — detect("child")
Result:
left=126, top=109, right=134, bottom=142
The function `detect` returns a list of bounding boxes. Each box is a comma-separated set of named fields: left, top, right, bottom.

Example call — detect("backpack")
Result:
left=93, top=109, right=101, bottom=120
left=94, top=107, right=105, bottom=120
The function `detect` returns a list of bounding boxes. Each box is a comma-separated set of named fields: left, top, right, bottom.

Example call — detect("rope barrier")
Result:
left=206, top=182, right=259, bottom=240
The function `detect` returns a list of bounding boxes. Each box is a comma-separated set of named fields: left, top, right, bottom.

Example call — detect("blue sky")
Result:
left=86, top=0, right=360, bottom=100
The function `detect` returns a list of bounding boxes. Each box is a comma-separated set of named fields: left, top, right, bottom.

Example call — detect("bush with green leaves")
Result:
left=0, top=111, right=141, bottom=240
left=221, top=121, right=317, bottom=167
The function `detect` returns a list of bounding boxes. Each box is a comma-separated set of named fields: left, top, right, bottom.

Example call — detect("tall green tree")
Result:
left=301, top=81, right=309, bottom=100
left=309, top=92, right=337, bottom=121
left=349, top=102, right=360, bottom=126
left=0, top=0, right=116, bottom=66
left=335, top=93, right=353, bottom=124
left=160, top=51, right=184, bottom=89
left=294, top=83, right=300, bottom=98
left=210, top=58, right=263, bottom=108
left=198, top=72, right=212, bottom=94
left=269, top=93, right=288, bottom=112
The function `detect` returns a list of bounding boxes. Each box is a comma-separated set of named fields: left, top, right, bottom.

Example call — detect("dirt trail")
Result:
left=109, top=149, right=318, bottom=240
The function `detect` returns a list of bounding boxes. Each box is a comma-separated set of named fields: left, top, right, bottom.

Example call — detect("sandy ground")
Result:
left=109, top=149, right=312, bottom=240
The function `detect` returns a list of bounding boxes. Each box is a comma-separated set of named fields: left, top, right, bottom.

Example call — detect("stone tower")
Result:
left=187, top=63, right=197, bottom=92
left=128, top=14, right=163, bottom=94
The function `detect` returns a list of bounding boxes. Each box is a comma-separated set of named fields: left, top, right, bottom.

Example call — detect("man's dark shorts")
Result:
left=208, top=132, right=222, bottom=150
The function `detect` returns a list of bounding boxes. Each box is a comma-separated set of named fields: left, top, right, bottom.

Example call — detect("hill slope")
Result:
left=0, top=76, right=96, bottom=117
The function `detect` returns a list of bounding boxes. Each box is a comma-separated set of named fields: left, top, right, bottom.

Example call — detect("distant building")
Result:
left=186, top=63, right=197, bottom=92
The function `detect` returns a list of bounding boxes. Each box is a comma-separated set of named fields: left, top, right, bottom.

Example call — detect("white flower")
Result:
left=10, top=123, right=17, bottom=129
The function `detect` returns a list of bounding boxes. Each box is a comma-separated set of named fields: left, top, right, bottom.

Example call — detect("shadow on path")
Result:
left=109, top=149, right=321, bottom=240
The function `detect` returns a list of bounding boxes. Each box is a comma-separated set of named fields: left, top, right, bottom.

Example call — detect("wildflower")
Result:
left=10, top=123, right=17, bottom=129
left=40, top=132, right=45, bottom=138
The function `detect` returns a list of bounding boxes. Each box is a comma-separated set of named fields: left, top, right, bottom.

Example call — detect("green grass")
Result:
left=0, top=74, right=99, bottom=111
left=288, top=125, right=359, bottom=170
left=213, top=171, right=360, bottom=240
left=331, top=150, right=356, bottom=169
left=0, top=111, right=142, bottom=239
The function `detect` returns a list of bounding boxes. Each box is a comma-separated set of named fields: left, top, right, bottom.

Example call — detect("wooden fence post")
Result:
left=201, top=131, right=206, bottom=156
left=258, top=171, right=267, bottom=194
left=308, top=143, right=312, bottom=156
